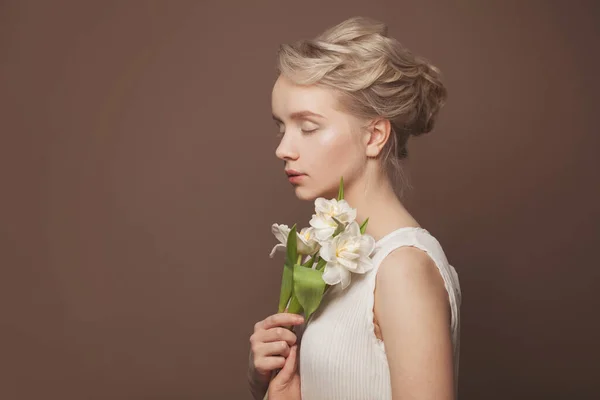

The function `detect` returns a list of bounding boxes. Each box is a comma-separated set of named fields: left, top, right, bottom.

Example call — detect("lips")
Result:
left=285, top=169, right=306, bottom=184
left=285, top=169, right=305, bottom=177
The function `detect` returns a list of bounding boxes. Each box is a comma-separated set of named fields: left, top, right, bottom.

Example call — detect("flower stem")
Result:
left=315, top=257, right=327, bottom=271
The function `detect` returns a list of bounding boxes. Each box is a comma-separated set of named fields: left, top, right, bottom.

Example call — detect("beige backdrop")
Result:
left=1, top=1, right=599, bottom=399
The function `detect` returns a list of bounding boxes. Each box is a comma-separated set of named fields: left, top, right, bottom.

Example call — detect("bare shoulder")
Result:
left=376, top=246, right=447, bottom=296
left=374, top=245, right=450, bottom=324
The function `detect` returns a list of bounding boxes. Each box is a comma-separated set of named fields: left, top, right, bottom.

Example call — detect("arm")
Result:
left=247, top=349, right=270, bottom=400
left=374, top=247, right=455, bottom=400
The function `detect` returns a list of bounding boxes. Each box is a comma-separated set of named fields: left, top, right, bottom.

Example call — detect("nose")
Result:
left=275, top=134, right=299, bottom=162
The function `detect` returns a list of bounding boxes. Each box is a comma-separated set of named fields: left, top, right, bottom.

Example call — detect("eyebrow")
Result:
left=272, top=111, right=325, bottom=122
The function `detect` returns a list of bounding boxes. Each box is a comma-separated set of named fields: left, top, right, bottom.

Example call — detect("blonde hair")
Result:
left=275, top=16, right=447, bottom=182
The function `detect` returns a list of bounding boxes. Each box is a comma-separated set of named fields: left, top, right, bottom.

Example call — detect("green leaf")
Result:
left=302, top=254, right=316, bottom=269
left=278, top=225, right=300, bottom=313
left=285, top=225, right=298, bottom=268
left=337, top=176, right=344, bottom=200
left=286, top=293, right=303, bottom=315
left=277, top=263, right=293, bottom=313
left=315, top=257, right=327, bottom=271
left=332, top=216, right=345, bottom=237
left=293, top=265, right=326, bottom=321
left=359, top=217, right=369, bottom=234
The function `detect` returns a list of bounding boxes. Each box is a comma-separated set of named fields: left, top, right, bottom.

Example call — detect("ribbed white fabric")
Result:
left=298, top=227, right=461, bottom=400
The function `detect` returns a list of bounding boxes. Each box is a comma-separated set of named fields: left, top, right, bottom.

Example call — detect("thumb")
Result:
left=276, top=344, right=298, bottom=382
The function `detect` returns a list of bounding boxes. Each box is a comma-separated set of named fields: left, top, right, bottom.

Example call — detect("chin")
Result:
left=294, top=185, right=337, bottom=202
left=293, top=186, right=318, bottom=201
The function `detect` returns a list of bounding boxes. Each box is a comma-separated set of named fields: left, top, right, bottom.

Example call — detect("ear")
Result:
left=365, top=118, right=391, bottom=158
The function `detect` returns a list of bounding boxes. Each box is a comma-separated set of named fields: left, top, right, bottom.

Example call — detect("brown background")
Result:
left=1, top=1, right=599, bottom=399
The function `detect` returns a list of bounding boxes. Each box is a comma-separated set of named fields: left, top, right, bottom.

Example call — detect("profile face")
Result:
left=271, top=75, right=368, bottom=201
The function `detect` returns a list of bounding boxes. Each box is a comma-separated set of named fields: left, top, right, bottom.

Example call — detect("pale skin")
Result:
left=248, top=75, right=454, bottom=400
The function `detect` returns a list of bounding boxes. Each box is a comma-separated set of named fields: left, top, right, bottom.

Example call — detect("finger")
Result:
left=276, top=344, right=298, bottom=382
left=256, top=341, right=291, bottom=358
left=251, top=327, right=297, bottom=347
left=254, top=356, right=286, bottom=374
left=261, top=327, right=298, bottom=346
left=253, top=320, right=264, bottom=332
left=263, top=313, right=304, bottom=330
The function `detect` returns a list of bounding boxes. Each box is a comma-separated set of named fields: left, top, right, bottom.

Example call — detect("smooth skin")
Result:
left=248, top=75, right=454, bottom=400
left=248, top=313, right=304, bottom=399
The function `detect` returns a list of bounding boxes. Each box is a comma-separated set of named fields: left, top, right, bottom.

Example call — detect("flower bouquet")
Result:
left=270, top=177, right=376, bottom=323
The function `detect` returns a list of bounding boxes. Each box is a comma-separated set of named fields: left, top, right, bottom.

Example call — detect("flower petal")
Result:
left=319, top=242, right=335, bottom=262
left=338, top=256, right=358, bottom=271
left=333, top=200, right=357, bottom=223
left=310, top=215, right=332, bottom=229
left=299, top=226, right=313, bottom=239
left=339, top=250, right=360, bottom=261
left=315, top=226, right=335, bottom=242
left=269, top=243, right=286, bottom=258
left=345, top=221, right=360, bottom=237
left=339, top=267, right=352, bottom=289
left=314, top=198, right=330, bottom=214
left=359, top=235, right=376, bottom=255
left=347, top=208, right=357, bottom=223
left=354, top=255, right=374, bottom=273
left=271, top=224, right=290, bottom=244
left=298, top=239, right=320, bottom=255
left=322, top=264, right=342, bottom=285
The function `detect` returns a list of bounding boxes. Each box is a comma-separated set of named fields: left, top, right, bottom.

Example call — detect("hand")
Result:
left=267, top=344, right=301, bottom=400
left=249, top=313, right=304, bottom=384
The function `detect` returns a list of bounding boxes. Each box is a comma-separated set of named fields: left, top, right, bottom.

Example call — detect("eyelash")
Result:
left=275, top=127, right=318, bottom=138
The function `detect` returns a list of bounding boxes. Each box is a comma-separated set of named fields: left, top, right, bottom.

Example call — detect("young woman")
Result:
left=248, top=16, right=461, bottom=400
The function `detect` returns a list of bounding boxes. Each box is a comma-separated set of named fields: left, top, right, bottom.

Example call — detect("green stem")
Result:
left=315, top=256, right=327, bottom=271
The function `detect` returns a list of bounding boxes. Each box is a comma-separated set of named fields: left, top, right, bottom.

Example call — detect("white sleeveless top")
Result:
left=298, top=227, right=461, bottom=400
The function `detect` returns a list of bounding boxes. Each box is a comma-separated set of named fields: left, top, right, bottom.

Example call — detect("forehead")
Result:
left=271, top=75, right=340, bottom=118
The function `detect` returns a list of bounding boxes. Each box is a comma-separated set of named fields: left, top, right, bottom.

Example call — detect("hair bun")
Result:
left=408, top=61, right=447, bottom=136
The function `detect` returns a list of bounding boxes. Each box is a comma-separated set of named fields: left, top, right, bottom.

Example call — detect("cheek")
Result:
left=318, top=129, right=356, bottom=157
left=310, top=128, right=361, bottom=173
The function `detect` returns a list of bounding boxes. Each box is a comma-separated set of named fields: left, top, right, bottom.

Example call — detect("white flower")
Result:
left=319, top=221, right=375, bottom=289
left=296, top=226, right=320, bottom=255
left=269, top=224, right=320, bottom=258
left=309, top=198, right=357, bottom=242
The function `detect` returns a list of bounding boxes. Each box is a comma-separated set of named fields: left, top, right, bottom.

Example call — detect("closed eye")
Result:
left=300, top=121, right=319, bottom=134
left=275, top=122, right=285, bottom=138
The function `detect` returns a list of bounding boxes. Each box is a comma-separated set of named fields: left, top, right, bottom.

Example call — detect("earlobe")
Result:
left=365, top=118, right=391, bottom=158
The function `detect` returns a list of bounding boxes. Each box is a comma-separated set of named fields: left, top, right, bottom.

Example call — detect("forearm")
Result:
left=248, top=351, right=270, bottom=400
left=248, top=374, right=268, bottom=400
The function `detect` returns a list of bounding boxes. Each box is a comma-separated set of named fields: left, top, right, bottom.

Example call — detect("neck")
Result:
left=344, top=167, right=419, bottom=242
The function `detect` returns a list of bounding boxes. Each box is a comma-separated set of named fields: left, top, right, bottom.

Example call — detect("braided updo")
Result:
left=275, top=16, right=447, bottom=172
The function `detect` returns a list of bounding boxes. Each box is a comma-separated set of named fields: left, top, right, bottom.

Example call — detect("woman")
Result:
left=248, top=16, right=461, bottom=400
